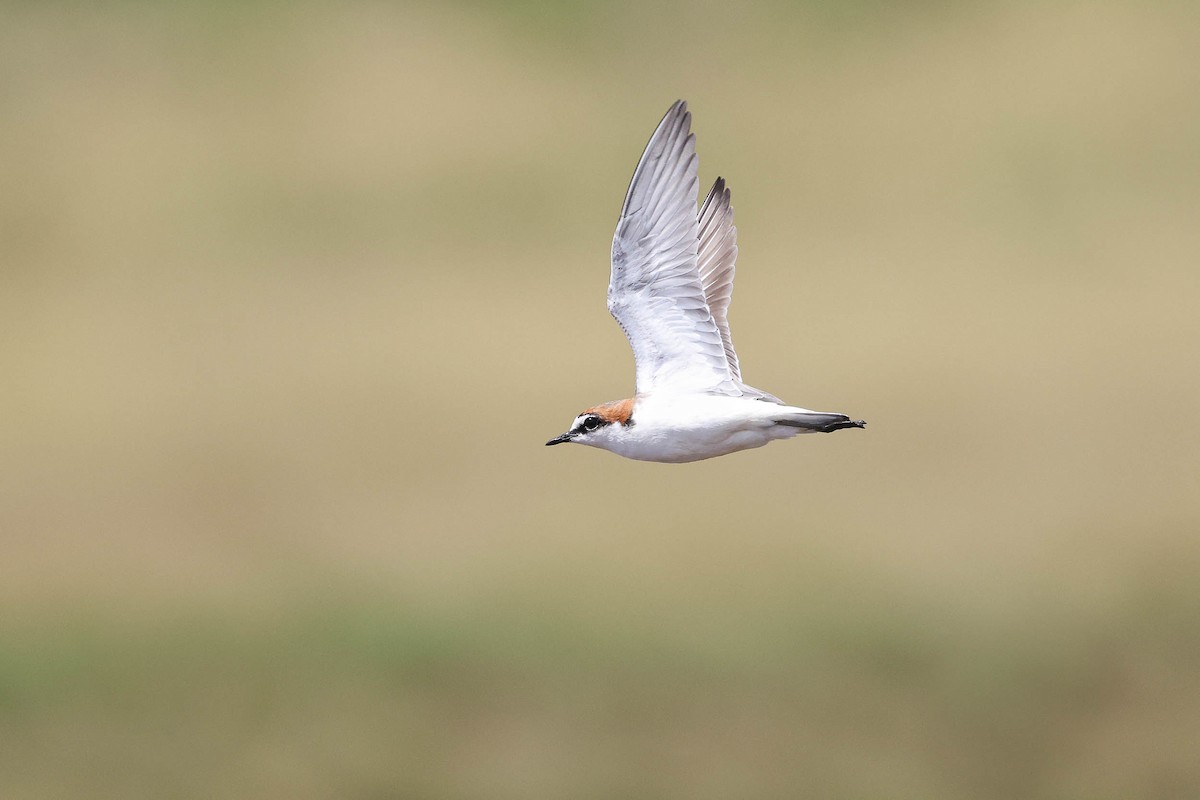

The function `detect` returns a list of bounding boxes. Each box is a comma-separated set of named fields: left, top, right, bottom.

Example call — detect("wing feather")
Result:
left=696, top=177, right=740, bottom=381
left=609, top=101, right=735, bottom=396
left=696, top=177, right=784, bottom=404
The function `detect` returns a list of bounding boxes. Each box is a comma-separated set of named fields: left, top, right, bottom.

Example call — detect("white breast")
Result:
left=598, top=394, right=793, bottom=463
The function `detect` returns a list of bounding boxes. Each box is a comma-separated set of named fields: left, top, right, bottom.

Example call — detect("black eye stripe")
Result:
left=575, top=414, right=608, bottom=433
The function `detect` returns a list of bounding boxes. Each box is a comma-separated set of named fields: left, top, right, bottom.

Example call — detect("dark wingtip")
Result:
left=825, top=419, right=866, bottom=432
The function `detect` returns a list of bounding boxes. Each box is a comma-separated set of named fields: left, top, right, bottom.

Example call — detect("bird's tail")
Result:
left=774, top=410, right=866, bottom=433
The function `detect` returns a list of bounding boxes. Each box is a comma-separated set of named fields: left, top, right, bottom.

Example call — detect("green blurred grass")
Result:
left=2, top=1, right=1199, bottom=798
left=3, top=562, right=1198, bottom=799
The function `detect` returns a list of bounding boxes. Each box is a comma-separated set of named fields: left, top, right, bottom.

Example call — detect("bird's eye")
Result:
left=583, top=415, right=601, bottom=431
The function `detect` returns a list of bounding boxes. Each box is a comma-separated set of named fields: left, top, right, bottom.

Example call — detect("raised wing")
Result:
left=696, top=177, right=741, bottom=382
left=696, top=177, right=783, bottom=404
left=609, top=101, right=735, bottom=396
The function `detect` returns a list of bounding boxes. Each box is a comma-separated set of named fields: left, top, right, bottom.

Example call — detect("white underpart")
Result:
left=575, top=394, right=831, bottom=464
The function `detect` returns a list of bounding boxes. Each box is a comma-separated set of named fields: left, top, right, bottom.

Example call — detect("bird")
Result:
left=546, top=100, right=864, bottom=463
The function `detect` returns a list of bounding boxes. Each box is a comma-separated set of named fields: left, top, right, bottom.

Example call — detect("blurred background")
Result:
left=2, top=1, right=1199, bottom=797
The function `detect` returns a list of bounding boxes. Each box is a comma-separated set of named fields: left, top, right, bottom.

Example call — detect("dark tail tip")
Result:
left=774, top=414, right=866, bottom=433
left=823, top=418, right=866, bottom=432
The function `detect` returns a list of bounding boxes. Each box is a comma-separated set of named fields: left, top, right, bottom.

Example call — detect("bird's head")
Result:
left=545, top=398, right=634, bottom=451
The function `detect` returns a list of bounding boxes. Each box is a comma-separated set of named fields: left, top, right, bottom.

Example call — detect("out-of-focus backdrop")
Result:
left=2, top=2, right=1198, bottom=797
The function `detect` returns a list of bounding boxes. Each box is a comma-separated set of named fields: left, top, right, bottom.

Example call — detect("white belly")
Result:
left=599, top=394, right=798, bottom=463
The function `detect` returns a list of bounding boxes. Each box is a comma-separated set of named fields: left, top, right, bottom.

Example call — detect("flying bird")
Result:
left=547, top=100, right=864, bottom=462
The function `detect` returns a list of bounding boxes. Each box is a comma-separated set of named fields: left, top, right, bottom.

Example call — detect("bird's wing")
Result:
left=696, top=177, right=784, bottom=404
left=696, top=177, right=741, bottom=382
left=609, top=101, right=736, bottom=396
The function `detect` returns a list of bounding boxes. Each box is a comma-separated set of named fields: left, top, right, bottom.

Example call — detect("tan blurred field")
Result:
left=2, top=1, right=1199, bottom=797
